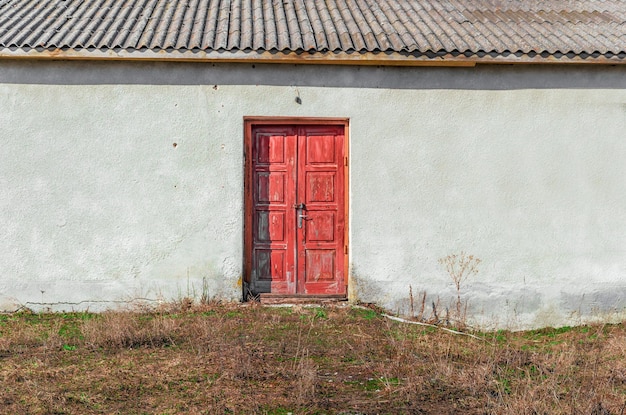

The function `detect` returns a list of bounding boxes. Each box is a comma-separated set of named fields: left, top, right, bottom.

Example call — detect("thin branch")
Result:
left=381, top=313, right=493, bottom=345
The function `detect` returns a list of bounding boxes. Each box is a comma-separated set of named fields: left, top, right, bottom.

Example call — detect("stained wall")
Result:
left=2, top=61, right=625, bottom=328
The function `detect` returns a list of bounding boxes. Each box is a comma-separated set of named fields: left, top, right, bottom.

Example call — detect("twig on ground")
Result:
left=380, top=313, right=492, bottom=345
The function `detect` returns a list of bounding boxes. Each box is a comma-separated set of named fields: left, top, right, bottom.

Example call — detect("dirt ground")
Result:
left=1, top=303, right=625, bottom=414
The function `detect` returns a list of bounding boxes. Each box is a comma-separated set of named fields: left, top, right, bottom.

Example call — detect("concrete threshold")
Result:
left=258, top=294, right=347, bottom=305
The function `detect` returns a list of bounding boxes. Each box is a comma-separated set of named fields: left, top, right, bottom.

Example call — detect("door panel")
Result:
left=306, top=172, right=335, bottom=202
left=249, top=124, right=345, bottom=296
left=305, top=211, right=334, bottom=241
left=257, top=172, right=285, bottom=203
left=250, top=128, right=297, bottom=294
left=297, top=128, right=345, bottom=294
left=305, top=250, right=335, bottom=281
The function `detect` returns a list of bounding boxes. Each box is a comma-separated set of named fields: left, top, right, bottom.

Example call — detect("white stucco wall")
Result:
left=350, top=87, right=626, bottom=329
left=1, top=61, right=625, bottom=329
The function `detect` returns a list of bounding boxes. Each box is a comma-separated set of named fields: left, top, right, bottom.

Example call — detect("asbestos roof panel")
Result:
left=0, top=0, right=625, bottom=61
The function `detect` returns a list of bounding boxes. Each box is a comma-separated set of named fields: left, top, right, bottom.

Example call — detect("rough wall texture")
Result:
left=1, top=61, right=626, bottom=329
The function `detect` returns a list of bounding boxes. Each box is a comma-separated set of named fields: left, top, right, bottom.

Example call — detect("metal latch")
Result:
left=294, top=203, right=308, bottom=228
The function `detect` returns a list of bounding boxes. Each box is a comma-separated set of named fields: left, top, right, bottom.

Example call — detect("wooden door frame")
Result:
left=243, top=117, right=350, bottom=299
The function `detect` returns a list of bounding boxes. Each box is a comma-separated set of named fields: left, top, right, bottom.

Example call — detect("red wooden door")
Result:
left=249, top=124, right=346, bottom=296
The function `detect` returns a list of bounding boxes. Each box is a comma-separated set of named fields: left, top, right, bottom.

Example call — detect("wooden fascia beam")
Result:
left=0, top=48, right=624, bottom=66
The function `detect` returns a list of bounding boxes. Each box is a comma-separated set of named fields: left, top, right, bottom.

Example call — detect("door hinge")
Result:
left=344, top=157, right=348, bottom=167
left=344, top=245, right=348, bottom=255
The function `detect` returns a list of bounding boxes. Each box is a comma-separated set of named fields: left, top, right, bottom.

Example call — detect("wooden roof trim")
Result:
left=1, top=48, right=625, bottom=66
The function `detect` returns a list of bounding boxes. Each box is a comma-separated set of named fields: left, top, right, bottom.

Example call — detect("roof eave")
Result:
left=0, top=48, right=624, bottom=66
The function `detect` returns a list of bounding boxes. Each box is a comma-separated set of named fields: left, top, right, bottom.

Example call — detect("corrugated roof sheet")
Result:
left=1, top=0, right=625, bottom=64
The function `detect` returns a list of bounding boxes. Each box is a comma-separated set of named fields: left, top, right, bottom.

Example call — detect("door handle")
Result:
left=295, top=203, right=307, bottom=228
left=298, top=214, right=310, bottom=228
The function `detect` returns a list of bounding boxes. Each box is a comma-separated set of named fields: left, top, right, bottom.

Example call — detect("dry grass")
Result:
left=0, top=304, right=625, bottom=414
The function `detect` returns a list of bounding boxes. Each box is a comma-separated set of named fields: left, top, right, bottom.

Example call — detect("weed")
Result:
left=294, top=349, right=317, bottom=405
left=200, top=276, right=211, bottom=305
left=224, top=311, right=242, bottom=318
left=313, top=308, right=327, bottom=319
left=409, top=285, right=427, bottom=321
left=496, top=376, right=512, bottom=395
left=58, top=322, right=83, bottom=340
left=81, top=312, right=178, bottom=349
left=439, top=252, right=481, bottom=327
left=351, top=307, right=379, bottom=320
left=495, top=330, right=508, bottom=343
left=407, top=287, right=442, bottom=324
left=261, top=407, right=293, bottom=415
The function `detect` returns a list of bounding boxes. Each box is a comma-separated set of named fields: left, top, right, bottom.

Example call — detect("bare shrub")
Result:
left=185, top=315, right=220, bottom=354
left=294, top=349, right=317, bottom=405
left=0, top=323, right=39, bottom=353
left=0, top=318, right=66, bottom=354
left=233, top=344, right=254, bottom=380
left=81, top=312, right=178, bottom=349
left=41, top=322, right=66, bottom=353
left=439, top=252, right=481, bottom=327
left=408, top=286, right=443, bottom=324
left=484, top=335, right=626, bottom=415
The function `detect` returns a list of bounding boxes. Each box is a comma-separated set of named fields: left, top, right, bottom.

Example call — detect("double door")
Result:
left=247, top=123, right=346, bottom=296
